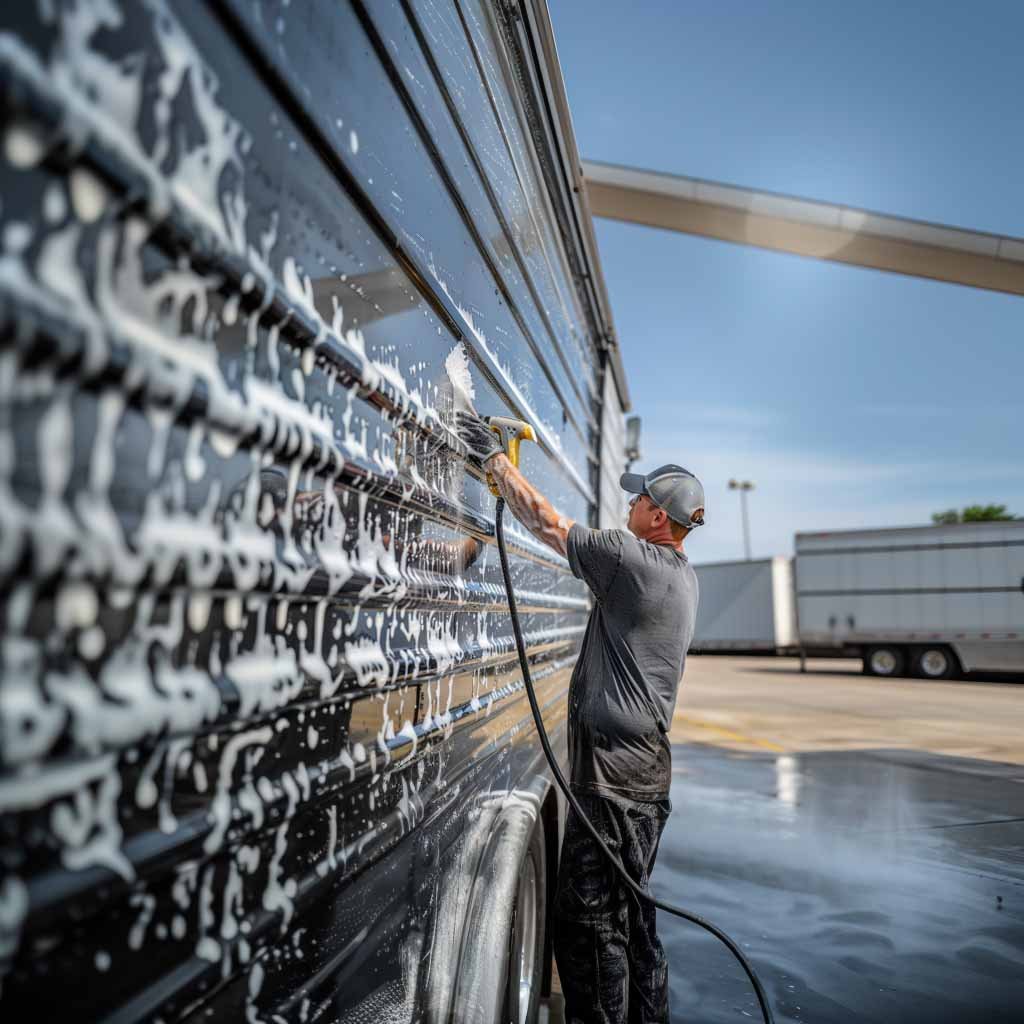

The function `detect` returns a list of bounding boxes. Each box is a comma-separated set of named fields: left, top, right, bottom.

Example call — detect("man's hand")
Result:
left=455, top=411, right=504, bottom=466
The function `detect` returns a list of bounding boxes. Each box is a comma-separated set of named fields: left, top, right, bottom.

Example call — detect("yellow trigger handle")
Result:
left=483, top=416, right=536, bottom=496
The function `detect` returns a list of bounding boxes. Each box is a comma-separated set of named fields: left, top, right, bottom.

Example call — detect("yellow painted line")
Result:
left=673, top=714, right=786, bottom=753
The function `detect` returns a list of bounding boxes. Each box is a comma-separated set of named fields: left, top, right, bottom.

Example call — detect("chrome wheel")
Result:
left=918, top=647, right=954, bottom=679
left=513, top=855, right=539, bottom=1023
left=869, top=648, right=899, bottom=676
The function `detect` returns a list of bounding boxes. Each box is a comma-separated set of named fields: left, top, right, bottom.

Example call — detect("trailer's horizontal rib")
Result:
left=798, top=539, right=1024, bottom=557
left=583, top=159, right=1024, bottom=296
left=799, top=587, right=1020, bottom=597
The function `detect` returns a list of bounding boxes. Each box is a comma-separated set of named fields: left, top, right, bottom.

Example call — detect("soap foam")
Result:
left=443, top=343, right=475, bottom=415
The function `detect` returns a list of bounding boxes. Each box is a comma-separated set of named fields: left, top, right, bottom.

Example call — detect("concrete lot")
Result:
left=671, top=655, right=1024, bottom=764
left=543, top=655, right=1024, bottom=1023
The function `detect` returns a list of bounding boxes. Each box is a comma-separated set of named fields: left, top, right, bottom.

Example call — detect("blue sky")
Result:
left=550, top=1, right=1023, bottom=562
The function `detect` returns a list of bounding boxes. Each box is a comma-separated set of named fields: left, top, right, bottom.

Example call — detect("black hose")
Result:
left=494, top=498, right=775, bottom=1024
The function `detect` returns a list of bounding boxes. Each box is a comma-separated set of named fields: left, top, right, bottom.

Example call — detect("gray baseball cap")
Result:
left=620, top=464, right=705, bottom=528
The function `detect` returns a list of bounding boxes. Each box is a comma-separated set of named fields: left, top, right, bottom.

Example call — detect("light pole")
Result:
left=728, top=479, right=754, bottom=560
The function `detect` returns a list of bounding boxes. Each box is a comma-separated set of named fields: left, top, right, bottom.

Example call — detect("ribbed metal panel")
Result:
left=0, top=1, right=606, bottom=1018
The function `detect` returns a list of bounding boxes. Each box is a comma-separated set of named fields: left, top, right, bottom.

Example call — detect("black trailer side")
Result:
left=0, top=2, right=623, bottom=1020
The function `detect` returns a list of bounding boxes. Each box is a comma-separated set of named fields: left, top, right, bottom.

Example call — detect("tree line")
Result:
left=931, top=504, right=1017, bottom=524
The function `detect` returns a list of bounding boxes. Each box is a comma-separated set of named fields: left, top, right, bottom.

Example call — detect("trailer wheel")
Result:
left=864, top=645, right=904, bottom=677
left=914, top=646, right=957, bottom=680
left=504, top=819, right=546, bottom=1024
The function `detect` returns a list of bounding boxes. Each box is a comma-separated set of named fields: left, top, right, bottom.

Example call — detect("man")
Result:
left=456, top=412, right=703, bottom=1024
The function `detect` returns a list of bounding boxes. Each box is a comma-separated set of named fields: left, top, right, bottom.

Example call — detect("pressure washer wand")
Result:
left=488, top=437, right=775, bottom=1023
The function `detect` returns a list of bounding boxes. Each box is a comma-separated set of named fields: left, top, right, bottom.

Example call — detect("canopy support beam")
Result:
left=583, top=160, right=1024, bottom=296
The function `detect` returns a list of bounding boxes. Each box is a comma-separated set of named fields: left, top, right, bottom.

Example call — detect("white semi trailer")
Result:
left=691, top=557, right=797, bottom=653
left=795, top=521, right=1024, bottom=678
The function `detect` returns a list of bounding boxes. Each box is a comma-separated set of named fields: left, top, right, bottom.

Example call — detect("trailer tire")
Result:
left=504, top=818, right=547, bottom=1024
left=863, top=645, right=905, bottom=678
left=913, top=646, right=957, bottom=680
left=449, top=800, right=547, bottom=1024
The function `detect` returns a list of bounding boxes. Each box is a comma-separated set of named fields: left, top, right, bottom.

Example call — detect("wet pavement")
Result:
left=655, top=743, right=1024, bottom=1023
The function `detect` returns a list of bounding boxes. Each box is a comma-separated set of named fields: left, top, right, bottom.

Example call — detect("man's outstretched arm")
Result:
left=486, top=453, right=574, bottom=558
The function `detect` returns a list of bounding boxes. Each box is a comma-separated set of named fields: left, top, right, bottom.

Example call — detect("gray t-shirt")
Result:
left=565, top=524, right=699, bottom=800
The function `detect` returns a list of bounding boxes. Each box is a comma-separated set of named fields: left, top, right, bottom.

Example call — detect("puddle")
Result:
left=653, top=745, right=1024, bottom=1022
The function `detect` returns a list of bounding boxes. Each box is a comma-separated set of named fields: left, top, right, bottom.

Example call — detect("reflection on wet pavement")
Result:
left=655, top=744, right=1024, bottom=1022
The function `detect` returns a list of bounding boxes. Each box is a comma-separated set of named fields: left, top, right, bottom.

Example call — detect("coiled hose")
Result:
left=494, top=498, right=775, bottom=1024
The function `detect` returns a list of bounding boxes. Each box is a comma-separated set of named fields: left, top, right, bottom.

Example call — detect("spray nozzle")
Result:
left=483, top=416, right=536, bottom=496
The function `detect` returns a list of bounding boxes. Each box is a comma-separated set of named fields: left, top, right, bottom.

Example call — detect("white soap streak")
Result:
left=0, top=353, right=23, bottom=583
left=158, top=737, right=188, bottom=835
left=142, top=0, right=248, bottom=249
left=313, top=481, right=354, bottom=595
left=295, top=761, right=311, bottom=802
left=43, top=182, right=67, bottom=222
left=184, top=423, right=207, bottom=482
left=282, top=256, right=318, bottom=325
left=56, top=581, right=99, bottom=631
left=0, top=875, right=29, bottom=995
left=205, top=727, right=271, bottom=855
left=236, top=776, right=265, bottom=837
left=146, top=406, right=174, bottom=480
left=0, top=642, right=66, bottom=765
left=223, top=594, right=244, bottom=631
left=0, top=754, right=130, bottom=881
left=355, top=533, right=404, bottom=602
left=36, top=219, right=86, bottom=313
left=443, top=342, right=476, bottom=414
left=196, top=864, right=221, bottom=963
left=337, top=747, right=356, bottom=782
left=396, top=720, right=418, bottom=758
left=246, top=958, right=266, bottom=1024
left=221, top=292, right=240, bottom=327
left=426, top=614, right=461, bottom=677
left=128, top=891, right=156, bottom=951
left=263, top=771, right=299, bottom=932
left=90, top=644, right=222, bottom=754
left=33, top=385, right=78, bottom=580
left=342, top=637, right=390, bottom=689
left=224, top=638, right=301, bottom=718
left=221, top=859, right=245, bottom=943
left=315, top=804, right=340, bottom=880
left=3, top=121, right=47, bottom=168
left=171, top=867, right=195, bottom=914
left=50, top=765, right=134, bottom=882
left=188, top=593, right=213, bottom=634
left=69, top=166, right=109, bottom=223
left=373, top=354, right=410, bottom=396
left=298, top=599, right=334, bottom=700
left=74, top=388, right=145, bottom=586
left=135, top=744, right=163, bottom=810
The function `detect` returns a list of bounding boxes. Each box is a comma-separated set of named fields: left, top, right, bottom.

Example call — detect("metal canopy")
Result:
left=583, top=160, right=1024, bottom=296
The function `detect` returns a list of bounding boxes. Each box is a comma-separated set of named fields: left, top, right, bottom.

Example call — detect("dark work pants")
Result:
left=553, top=789, right=672, bottom=1024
